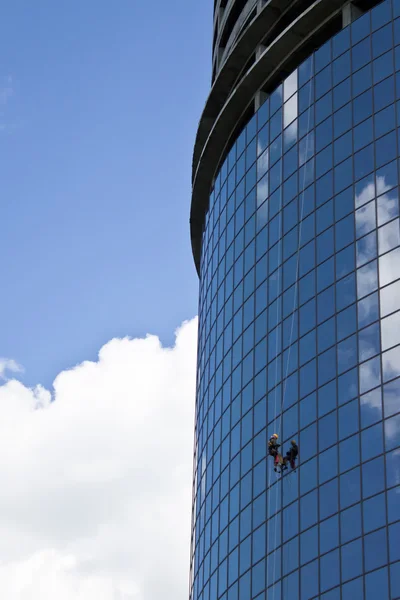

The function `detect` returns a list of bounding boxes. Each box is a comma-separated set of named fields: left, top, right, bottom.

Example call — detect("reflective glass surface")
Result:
left=191, top=2, right=400, bottom=599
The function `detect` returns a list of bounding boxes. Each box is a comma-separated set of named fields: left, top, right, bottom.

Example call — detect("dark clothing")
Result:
left=286, top=444, right=298, bottom=460
left=284, top=444, right=298, bottom=469
left=268, top=441, right=280, bottom=457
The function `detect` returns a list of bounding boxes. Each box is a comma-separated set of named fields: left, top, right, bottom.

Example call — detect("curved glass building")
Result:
left=190, top=1, right=400, bottom=599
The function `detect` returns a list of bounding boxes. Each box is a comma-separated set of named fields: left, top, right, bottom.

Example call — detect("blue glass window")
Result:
left=300, top=213, right=315, bottom=245
left=316, top=41, right=331, bottom=73
left=342, top=538, right=363, bottom=581
left=342, top=577, right=364, bottom=600
left=366, top=567, right=389, bottom=600
left=375, top=104, right=396, bottom=138
left=338, top=367, right=358, bottom=405
left=340, top=434, right=360, bottom=473
left=316, top=171, right=334, bottom=207
left=334, top=50, right=350, bottom=85
left=353, top=63, right=373, bottom=96
left=354, top=89, right=373, bottom=126
left=340, top=467, right=361, bottom=509
left=299, top=240, right=314, bottom=276
left=319, top=445, right=338, bottom=484
left=316, top=117, right=332, bottom=152
left=334, top=130, right=352, bottom=164
left=376, top=130, right=397, bottom=168
left=339, top=400, right=359, bottom=440
left=337, top=304, right=357, bottom=340
left=301, top=560, right=318, bottom=599
left=336, top=244, right=355, bottom=279
left=334, top=76, right=351, bottom=110
left=300, top=392, right=316, bottom=429
left=373, top=50, right=394, bottom=84
left=300, top=457, right=317, bottom=496
left=300, top=525, right=318, bottom=564
left=300, top=329, right=316, bottom=365
left=300, top=422, right=317, bottom=462
left=389, top=521, right=400, bottom=562
left=320, top=514, right=339, bottom=554
left=335, top=157, right=353, bottom=192
left=333, top=26, right=350, bottom=58
left=300, top=490, right=318, bottom=530
left=391, top=562, right=400, bottom=600
left=318, top=409, right=337, bottom=450
left=320, top=549, right=340, bottom=593
left=363, top=492, right=386, bottom=533
left=318, top=379, right=337, bottom=416
left=374, top=74, right=395, bottom=112
left=354, top=117, right=373, bottom=152
left=372, top=0, right=391, bottom=30
left=372, top=23, right=392, bottom=59
left=353, top=37, right=371, bottom=71
left=355, top=143, right=374, bottom=180
left=319, top=478, right=338, bottom=520
left=341, top=503, right=362, bottom=544
left=317, top=286, right=335, bottom=324
left=334, top=102, right=352, bottom=137
left=317, top=227, right=334, bottom=263
left=364, top=528, right=388, bottom=572
left=363, top=456, right=385, bottom=498
left=316, top=64, right=332, bottom=99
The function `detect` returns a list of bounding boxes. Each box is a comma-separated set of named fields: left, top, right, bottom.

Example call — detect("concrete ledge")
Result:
left=212, top=0, right=258, bottom=77
left=190, top=0, right=347, bottom=275
left=219, top=0, right=259, bottom=70
left=193, top=0, right=293, bottom=178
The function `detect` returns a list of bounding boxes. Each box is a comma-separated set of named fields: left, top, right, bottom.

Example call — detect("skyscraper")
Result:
left=189, top=1, right=400, bottom=599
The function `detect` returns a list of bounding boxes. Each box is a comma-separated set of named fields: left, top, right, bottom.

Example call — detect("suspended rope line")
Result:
left=265, top=71, right=314, bottom=600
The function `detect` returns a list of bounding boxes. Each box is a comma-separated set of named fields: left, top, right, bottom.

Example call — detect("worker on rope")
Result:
left=268, top=433, right=284, bottom=471
left=282, top=440, right=298, bottom=471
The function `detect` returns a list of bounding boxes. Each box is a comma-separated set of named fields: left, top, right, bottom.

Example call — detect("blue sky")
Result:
left=0, top=1, right=211, bottom=388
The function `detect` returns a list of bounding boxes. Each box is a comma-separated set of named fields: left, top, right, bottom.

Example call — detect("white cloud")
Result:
left=0, top=318, right=198, bottom=600
left=354, top=175, right=400, bottom=435
left=0, top=358, right=23, bottom=380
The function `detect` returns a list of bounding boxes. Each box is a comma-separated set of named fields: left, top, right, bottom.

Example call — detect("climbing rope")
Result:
left=265, top=69, right=314, bottom=599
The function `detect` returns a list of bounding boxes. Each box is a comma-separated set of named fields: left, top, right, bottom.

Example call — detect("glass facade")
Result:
left=190, top=1, right=400, bottom=599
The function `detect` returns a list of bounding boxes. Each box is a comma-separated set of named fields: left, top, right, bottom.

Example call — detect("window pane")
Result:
left=341, top=503, right=362, bottom=544
left=342, top=538, right=363, bottom=581
left=363, top=492, right=386, bottom=533
left=365, top=567, right=389, bottom=600
left=383, top=379, right=400, bottom=418
left=364, top=528, right=388, bottom=571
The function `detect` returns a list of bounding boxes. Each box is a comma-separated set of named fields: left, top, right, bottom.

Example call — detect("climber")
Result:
left=268, top=434, right=284, bottom=471
left=282, top=440, right=298, bottom=471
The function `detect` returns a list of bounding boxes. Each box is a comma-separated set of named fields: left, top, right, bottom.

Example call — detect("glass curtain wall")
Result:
left=191, top=1, right=400, bottom=599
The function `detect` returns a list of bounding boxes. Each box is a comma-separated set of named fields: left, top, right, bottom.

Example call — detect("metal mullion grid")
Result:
left=329, top=60, right=343, bottom=594
left=382, top=4, right=397, bottom=594
left=293, top=141, right=301, bottom=599
left=308, top=67, right=325, bottom=598
left=360, top=24, right=375, bottom=596
left=315, top=278, right=321, bottom=599
left=314, top=222, right=338, bottom=589
left=262, top=95, right=276, bottom=598
left=298, top=66, right=316, bottom=600
left=306, top=63, right=322, bottom=598
left=371, top=10, right=393, bottom=578
left=276, top=174, right=284, bottom=600
left=338, top=18, right=365, bottom=597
